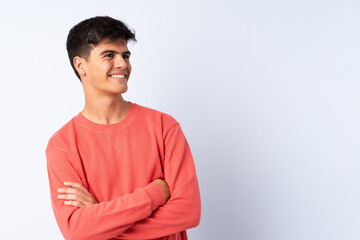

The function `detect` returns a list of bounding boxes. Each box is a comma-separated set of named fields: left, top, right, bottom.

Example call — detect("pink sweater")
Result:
left=46, top=102, right=201, bottom=240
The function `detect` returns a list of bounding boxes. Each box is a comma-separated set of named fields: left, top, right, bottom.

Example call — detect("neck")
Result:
left=81, top=92, right=130, bottom=125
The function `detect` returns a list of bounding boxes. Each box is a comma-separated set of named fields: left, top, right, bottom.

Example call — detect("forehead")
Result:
left=91, top=38, right=129, bottom=54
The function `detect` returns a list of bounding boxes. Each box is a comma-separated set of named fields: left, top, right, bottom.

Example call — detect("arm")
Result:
left=116, top=123, right=201, bottom=239
left=58, top=180, right=170, bottom=208
left=46, top=148, right=166, bottom=240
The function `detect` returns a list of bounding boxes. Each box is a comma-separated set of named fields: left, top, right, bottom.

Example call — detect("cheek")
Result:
left=97, top=64, right=112, bottom=77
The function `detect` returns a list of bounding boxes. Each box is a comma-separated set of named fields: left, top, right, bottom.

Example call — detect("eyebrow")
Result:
left=99, top=50, right=131, bottom=56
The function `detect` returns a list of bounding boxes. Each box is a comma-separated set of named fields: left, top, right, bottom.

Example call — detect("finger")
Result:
left=64, top=200, right=85, bottom=208
left=58, top=187, right=84, bottom=195
left=64, top=182, right=88, bottom=193
left=61, top=182, right=98, bottom=205
left=58, top=193, right=87, bottom=203
left=58, top=192, right=95, bottom=206
left=58, top=188, right=91, bottom=202
left=64, top=182, right=86, bottom=190
left=63, top=182, right=88, bottom=197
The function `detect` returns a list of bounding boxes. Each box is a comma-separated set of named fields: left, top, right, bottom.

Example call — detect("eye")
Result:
left=123, top=54, right=130, bottom=60
left=104, top=53, right=114, bottom=58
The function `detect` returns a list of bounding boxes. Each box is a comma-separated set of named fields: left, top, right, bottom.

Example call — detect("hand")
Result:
left=152, top=179, right=171, bottom=203
left=57, top=181, right=98, bottom=208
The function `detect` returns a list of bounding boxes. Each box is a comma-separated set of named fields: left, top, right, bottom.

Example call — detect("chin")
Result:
left=112, top=87, right=128, bottom=95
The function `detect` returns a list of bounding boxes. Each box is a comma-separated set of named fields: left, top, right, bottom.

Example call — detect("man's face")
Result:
left=80, top=37, right=132, bottom=95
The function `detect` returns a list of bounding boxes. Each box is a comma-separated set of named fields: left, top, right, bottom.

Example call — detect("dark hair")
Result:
left=66, top=16, right=136, bottom=81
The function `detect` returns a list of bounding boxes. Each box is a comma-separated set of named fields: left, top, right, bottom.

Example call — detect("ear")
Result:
left=73, top=56, right=87, bottom=77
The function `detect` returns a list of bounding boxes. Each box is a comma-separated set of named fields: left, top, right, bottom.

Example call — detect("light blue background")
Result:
left=0, top=0, right=359, bottom=239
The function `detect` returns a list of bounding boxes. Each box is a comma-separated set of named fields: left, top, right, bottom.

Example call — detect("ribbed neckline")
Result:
left=74, top=102, right=137, bottom=131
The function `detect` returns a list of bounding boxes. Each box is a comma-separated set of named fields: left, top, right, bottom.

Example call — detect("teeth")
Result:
left=110, top=74, right=125, bottom=79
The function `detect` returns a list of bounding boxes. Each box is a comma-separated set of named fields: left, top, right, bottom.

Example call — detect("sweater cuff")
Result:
left=144, top=182, right=166, bottom=212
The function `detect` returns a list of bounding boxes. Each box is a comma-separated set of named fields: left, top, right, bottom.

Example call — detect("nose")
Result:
left=114, top=55, right=127, bottom=69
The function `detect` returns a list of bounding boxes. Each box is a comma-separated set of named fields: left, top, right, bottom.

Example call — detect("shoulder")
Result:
left=46, top=116, right=77, bottom=152
left=133, top=103, right=179, bottom=133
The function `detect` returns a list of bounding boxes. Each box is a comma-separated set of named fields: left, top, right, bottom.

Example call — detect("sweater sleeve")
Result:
left=46, top=146, right=165, bottom=240
left=115, top=123, right=201, bottom=239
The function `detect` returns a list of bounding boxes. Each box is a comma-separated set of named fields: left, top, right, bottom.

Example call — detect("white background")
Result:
left=0, top=0, right=359, bottom=239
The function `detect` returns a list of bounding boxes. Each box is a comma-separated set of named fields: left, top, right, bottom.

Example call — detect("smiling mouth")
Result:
left=109, top=74, right=126, bottom=79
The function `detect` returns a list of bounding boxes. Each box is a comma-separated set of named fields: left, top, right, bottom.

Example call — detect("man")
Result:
left=45, top=16, right=201, bottom=240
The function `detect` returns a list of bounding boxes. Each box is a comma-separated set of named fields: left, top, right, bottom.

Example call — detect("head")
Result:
left=66, top=16, right=136, bottom=81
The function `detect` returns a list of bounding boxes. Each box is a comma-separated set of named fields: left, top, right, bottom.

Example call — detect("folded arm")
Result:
left=115, top=123, right=201, bottom=239
left=46, top=149, right=166, bottom=240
